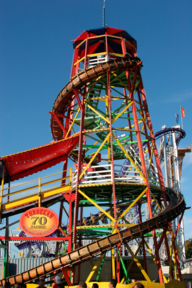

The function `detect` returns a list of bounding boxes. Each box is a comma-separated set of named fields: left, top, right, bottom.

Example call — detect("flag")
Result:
left=176, top=113, right=179, bottom=124
left=181, top=106, right=185, bottom=117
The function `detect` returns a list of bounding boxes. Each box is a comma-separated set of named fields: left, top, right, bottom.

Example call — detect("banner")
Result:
left=20, top=207, right=59, bottom=237
left=181, top=106, right=185, bottom=117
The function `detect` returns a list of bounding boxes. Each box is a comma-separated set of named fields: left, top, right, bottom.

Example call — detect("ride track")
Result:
left=0, top=188, right=185, bottom=286
left=50, top=56, right=142, bottom=141
left=14, top=127, right=186, bottom=252
left=0, top=55, right=187, bottom=286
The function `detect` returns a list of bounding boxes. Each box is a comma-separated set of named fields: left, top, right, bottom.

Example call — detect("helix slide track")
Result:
left=0, top=57, right=186, bottom=285
left=50, top=56, right=142, bottom=140
left=0, top=188, right=185, bottom=285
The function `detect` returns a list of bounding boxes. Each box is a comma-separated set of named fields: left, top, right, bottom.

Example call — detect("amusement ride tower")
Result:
left=0, top=26, right=187, bottom=288
left=49, top=26, right=185, bottom=284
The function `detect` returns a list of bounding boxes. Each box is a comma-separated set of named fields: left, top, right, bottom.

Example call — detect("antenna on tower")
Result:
left=103, top=0, right=105, bottom=27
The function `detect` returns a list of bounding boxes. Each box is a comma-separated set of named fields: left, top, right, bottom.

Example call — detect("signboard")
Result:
left=20, top=207, right=59, bottom=237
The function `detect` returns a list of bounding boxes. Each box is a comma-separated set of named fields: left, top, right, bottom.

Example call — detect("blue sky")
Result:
left=1, top=0, right=192, bottom=256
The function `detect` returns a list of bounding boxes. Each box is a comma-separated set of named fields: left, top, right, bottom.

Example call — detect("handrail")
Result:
left=1, top=168, right=74, bottom=207
left=74, top=52, right=124, bottom=67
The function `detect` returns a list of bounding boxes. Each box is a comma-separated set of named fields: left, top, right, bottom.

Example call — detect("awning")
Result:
left=73, top=27, right=137, bottom=49
left=0, top=134, right=79, bottom=182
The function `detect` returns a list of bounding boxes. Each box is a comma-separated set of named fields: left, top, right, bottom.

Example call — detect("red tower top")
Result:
left=71, top=27, right=137, bottom=78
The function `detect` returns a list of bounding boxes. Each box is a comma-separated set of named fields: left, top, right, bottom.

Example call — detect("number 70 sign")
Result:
left=20, top=207, right=59, bottom=237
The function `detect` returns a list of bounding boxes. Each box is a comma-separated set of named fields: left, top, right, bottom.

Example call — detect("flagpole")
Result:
left=180, top=105, right=183, bottom=129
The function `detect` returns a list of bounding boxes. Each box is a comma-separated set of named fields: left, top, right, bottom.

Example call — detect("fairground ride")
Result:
left=0, top=26, right=189, bottom=287
left=12, top=127, right=190, bottom=270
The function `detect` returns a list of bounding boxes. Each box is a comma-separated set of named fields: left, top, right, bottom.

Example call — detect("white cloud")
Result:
left=165, top=90, right=192, bottom=103
left=182, top=152, right=192, bottom=169
left=180, top=176, right=189, bottom=184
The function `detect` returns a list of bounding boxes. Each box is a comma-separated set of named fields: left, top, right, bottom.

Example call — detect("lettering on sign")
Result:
left=20, top=207, right=59, bottom=237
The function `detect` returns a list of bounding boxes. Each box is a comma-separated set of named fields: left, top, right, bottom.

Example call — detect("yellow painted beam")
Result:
left=168, top=232, right=173, bottom=282
left=124, top=241, right=151, bottom=282
left=137, top=109, right=152, bottom=134
left=117, top=188, right=147, bottom=222
left=109, top=52, right=124, bottom=57
left=86, top=253, right=104, bottom=283
left=172, top=244, right=177, bottom=280
left=79, top=133, right=110, bottom=180
left=147, top=143, right=155, bottom=177
left=85, top=102, right=110, bottom=124
left=111, top=246, right=115, bottom=279
left=112, top=132, right=146, bottom=181
left=87, top=52, right=106, bottom=57
left=26, top=280, right=186, bottom=288
left=144, top=240, right=168, bottom=283
left=88, top=259, right=103, bottom=282
left=111, top=72, right=129, bottom=90
left=74, top=56, right=85, bottom=66
left=2, top=185, right=70, bottom=212
left=75, top=39, right=87, bottom=49
left=117, top=223, right=136, bottom=227
left=112, top=102, right=133, bottom=123
left=65, top=107, right=80, bottom=139
left=121, top=242, right=142, bottom=284
left=78, top=189, right=116, bottom=223
left=150, top=191, right=162, bottom=212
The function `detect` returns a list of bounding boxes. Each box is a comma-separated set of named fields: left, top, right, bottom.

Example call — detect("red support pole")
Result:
left=107, top=70, right=117, bottom=223
left=73, top=88, right=82, bottom=110
left=61, top=267, right=72, bottom=286
left=137, top=90, right=156, bottom=178
left=84, top=35, right=89, bottom=69
left=77, top=206, right=83, bottom=284
left=173, top=211, right=184, bottom=242
left=164, top=233, right=173, bottom=280
left=107, top=69, right=120, bottom=281
left=49, top=112, right=67, bottom=137
left=172, top=241, right=183, bottom=281
left=126, top=67, right=163, bottom=283
left=71, top=47, right=80, bottom=78
left=156, top=224, right=168, bottom=252
left=72, top=91, right=85, bottom=284
left=128, top=68, right=152, bottom=217
left=73, top=94, right=85, bottom=249
left=138, top=71, right=167, bottom=205
left=124, top=87, right=133, bottom=142
left=116, top=244, right=121, bottom=283
left=56, top=160, right=67, bottom=256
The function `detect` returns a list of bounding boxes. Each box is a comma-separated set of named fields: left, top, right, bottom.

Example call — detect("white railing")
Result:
left=72, top=163, right=162, bottom=188
left=88, top=55, right=108, bottom=68
left=72, top=164, right=144, bottom=188
left=88, top=53, right=126, bottom=68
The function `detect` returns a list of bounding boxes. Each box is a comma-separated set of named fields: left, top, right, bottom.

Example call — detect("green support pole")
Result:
left=118, top=250, right=131, bottom=284
left=3, top=254, right=6, bottom=279
left=96, top=252, right=106, bottom=281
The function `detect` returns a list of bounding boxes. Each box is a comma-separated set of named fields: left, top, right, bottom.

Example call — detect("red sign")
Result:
left=20, top=207, right=59, bottom=237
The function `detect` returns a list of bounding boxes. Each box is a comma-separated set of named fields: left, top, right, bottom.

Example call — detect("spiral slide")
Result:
left=0, top=188, right=185, bottom=286
left=0, top=56, right=187, bottom=288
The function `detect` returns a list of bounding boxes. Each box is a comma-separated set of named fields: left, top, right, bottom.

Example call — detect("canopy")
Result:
left=0, top=134, right=79, bottom=182
left=73, top=27, right=137, bottom=49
